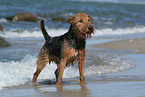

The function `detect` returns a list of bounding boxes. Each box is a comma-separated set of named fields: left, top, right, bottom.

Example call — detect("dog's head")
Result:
left=67, top=13, right=94, bottom=38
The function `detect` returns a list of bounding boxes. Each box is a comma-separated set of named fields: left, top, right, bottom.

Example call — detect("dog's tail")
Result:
left=40, top=20, right=51, bottom=41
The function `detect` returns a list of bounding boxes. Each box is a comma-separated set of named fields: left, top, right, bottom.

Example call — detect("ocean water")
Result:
left=0, top=0, right=145, bottom=89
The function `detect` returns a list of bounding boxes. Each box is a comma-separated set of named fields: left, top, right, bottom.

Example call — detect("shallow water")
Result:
left=0, top=0, right=145, bottom=91
left=0, top=55, right=145, bottom=97
left=0, top=37, right=136, bottom=89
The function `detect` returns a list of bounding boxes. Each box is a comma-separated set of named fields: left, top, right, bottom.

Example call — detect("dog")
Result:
left=32, top=13, right=94, bottom=85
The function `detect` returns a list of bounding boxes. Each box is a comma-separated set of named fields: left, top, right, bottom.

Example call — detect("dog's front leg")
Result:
left=78, top=49, right=86, bottom=84
left=56, top=58, right=67, bottom=85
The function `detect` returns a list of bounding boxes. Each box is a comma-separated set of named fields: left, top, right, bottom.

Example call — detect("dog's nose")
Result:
left=88, top=26, right=93, bottom=31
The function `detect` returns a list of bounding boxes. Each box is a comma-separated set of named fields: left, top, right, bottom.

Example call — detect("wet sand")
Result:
left=93, top=38, right=145, bottom=54
left=1, top=38, right=145, bottom=97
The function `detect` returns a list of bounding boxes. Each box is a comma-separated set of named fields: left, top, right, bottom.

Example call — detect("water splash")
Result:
left=0, top=54, right=135, bottom=89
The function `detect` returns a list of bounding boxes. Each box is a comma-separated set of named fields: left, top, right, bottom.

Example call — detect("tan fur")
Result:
left=32, top=13, right=94, bottom=85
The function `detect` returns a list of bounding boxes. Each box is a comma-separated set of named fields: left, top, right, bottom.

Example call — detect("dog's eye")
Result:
left=79, top=20, right=83, bottom=22
left=88, top=20, right=90, bottom=22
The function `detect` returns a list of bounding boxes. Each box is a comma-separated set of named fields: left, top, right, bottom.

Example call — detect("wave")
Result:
left=0, top=26, right=145, bottom=38
left=0, top=18, right=8, bottom=23
left=0, top=53, right=135, bottom=89
left=94, top=26, right=145, bottom=36
left=68, top=0, right=145, bottom=5
left=0, top=28, right=68, bottom=38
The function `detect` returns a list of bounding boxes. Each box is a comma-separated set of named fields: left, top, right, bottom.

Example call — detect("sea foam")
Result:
left=0, top=18, right=8, bottom=23
left=0, top=26, right=145, bottom=38
left=0, top=54, right=135, bottom=89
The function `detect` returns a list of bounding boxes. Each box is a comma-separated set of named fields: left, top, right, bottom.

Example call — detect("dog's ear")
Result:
left=88, top=15, right=93, bottom=23
left=67, top=16, right=75, bottom=24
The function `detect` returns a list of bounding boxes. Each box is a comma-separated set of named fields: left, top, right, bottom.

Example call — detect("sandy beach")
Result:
left=94, top=38, right=145, bottom=54
left=1, top=38, right=145, bottom=97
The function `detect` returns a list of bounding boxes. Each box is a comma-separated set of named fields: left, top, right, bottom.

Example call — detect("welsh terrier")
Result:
left=32, top=13, right=94, bottom=85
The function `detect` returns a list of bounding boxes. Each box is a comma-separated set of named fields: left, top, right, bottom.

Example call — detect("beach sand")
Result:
left=1, top=38, right=145, bottom=97
left=93, top=38, right=145, bottom=54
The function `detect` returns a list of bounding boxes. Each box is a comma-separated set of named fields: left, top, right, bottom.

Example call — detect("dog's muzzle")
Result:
left=88, top=26, right=94, bottom=31
left=86, top=25, right=94, bottom=38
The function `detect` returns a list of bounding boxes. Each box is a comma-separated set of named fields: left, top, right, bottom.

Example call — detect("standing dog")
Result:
left=32, top=13, right=94, bottom=85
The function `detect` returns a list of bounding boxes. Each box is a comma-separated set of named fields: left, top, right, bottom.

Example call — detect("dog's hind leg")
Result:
left=32, top=46, right=49, bottom=84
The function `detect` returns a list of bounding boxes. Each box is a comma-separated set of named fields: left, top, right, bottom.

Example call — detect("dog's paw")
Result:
left=56, top=81, right=63, bottom=85
left=80, top=80, right=87, bottom=85
left=32, top=82, right=37, bottom=86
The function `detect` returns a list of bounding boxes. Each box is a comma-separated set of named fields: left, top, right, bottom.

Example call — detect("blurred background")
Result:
left=0, top=0, right=145, bottom=31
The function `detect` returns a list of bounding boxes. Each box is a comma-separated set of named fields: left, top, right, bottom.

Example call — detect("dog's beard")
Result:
left=86, top=32, right=94, bottom=38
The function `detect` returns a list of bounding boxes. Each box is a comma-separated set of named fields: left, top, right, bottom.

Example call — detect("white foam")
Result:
left=94, top=26, right=145, bottom=36
left=0, top=28, right=68, bottom=38
left=0, top=55, right=56, bottom=89
left=0, top=54, right=135, bottom=89
left=0, top=26, right=145, bottom=38
left=0, top=18, right=8, bottom=23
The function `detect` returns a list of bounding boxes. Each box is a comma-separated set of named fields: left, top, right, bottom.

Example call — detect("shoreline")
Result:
left=92, top=38, right=145, bottom=54
left=1, top=38, right=145, bottom=97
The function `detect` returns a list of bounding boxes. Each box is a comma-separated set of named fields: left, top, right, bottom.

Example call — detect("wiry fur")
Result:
left=32, top=13, right=94, bottom=85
